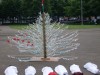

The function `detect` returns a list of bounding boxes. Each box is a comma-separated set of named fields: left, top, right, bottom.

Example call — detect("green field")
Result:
left=9, top=24, right=28, bottom=30
left=65, top=25, right=100, bottom=29
left=9, top=24, right=100, bottom=30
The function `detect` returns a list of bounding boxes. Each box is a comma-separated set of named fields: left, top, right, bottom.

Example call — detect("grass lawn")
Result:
left=9, top=24, right=100, bottom=30
left=65, top=25, right=100, bottom=29
left=9, top=24, right=28, bottom=30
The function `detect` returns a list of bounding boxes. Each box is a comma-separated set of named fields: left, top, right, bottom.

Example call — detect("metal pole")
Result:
left=41, top=0, right=47, bottom=58
left=42, top=13, right=47, bottom=58
left=81, top=0, right=83, bottom=25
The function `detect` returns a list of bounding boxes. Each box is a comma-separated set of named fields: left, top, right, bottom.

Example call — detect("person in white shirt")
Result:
left=25, top=66, right=36, bottom=75
left=70, top=64, right=83, bottom=75
left=4, top=66, right=18, bottom=75
left=42, top=66, right=53, bottom=75
left=84, top=62, right=100, bottom=75
left=54, top=65, right=68, bottom=75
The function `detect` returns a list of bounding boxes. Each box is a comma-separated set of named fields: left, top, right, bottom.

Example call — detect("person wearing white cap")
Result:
left=42, top=66, right=53, bottom=75
left=70, top=64, right=83, bottom=75
left=54, top=65, right=68, bottom=75
left=4, top=66, right=18, bottom=75
left=25, top=66, right=36, bottom=75
left=84, top=62, right=100, bottom=75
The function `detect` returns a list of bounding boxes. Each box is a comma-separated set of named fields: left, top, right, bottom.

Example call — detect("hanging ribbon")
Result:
left=42, top=0, right=44, bottom=4
left=42, top=0, right=44, bottom=13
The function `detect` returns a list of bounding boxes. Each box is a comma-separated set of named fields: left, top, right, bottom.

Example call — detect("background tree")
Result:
left=0, top=0, right=100, bottom=24
left=65, top=0, right=80, bottom=17
left=83, top=0, right=100, bottom=17
left=0, top=0, right=21, bottom=23
left=44, top=0, right=51, bottom=14
left=21, top=0, right=37, bottom=17
left=50, top=0, right=67, bottom=21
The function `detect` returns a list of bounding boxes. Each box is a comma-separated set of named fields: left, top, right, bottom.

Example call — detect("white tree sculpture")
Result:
left=7, top=13, right=80, bottom=61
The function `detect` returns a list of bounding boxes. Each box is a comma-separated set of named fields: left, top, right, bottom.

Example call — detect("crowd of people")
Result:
left=4, top=62, right=100, bottom=75
left=51, top=16, right=100, bottom=25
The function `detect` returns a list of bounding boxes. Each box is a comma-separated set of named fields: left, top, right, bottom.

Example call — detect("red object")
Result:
left=27, top=41, right=30, bottom=43
left=17, top=38, right=20, bottom=41
left=13, top=37, right=17, bottom=40
left=21, top=40, right=25, bottom=42
left=6, top=40, right=10, bottom=43
left=49, top=72, right=57, bottom=75
left=42, top=0, right=44, bottom=4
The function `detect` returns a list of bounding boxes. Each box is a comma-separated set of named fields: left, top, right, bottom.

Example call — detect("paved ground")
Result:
left=0, top=25, right=100, bottom=75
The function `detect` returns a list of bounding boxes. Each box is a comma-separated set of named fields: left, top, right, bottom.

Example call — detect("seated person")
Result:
left=70, top=64, right=83, bottom=75
left=25, top=66, right=36, bottom=75
left=55, top=65, right=68, bottom=75
left=42, top=66, right=53, bottom=75
left=4, top=66, right=18, bottom=75
left=84, top=62, right=100, bottom=75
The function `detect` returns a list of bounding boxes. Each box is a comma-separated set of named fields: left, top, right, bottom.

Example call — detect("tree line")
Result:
left=0, top=0, right=100, bottom=24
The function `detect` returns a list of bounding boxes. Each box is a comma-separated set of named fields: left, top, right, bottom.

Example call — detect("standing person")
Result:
left=91, top=16, right=97, bottom=24
left=94, top=18, right=97, bottom=24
